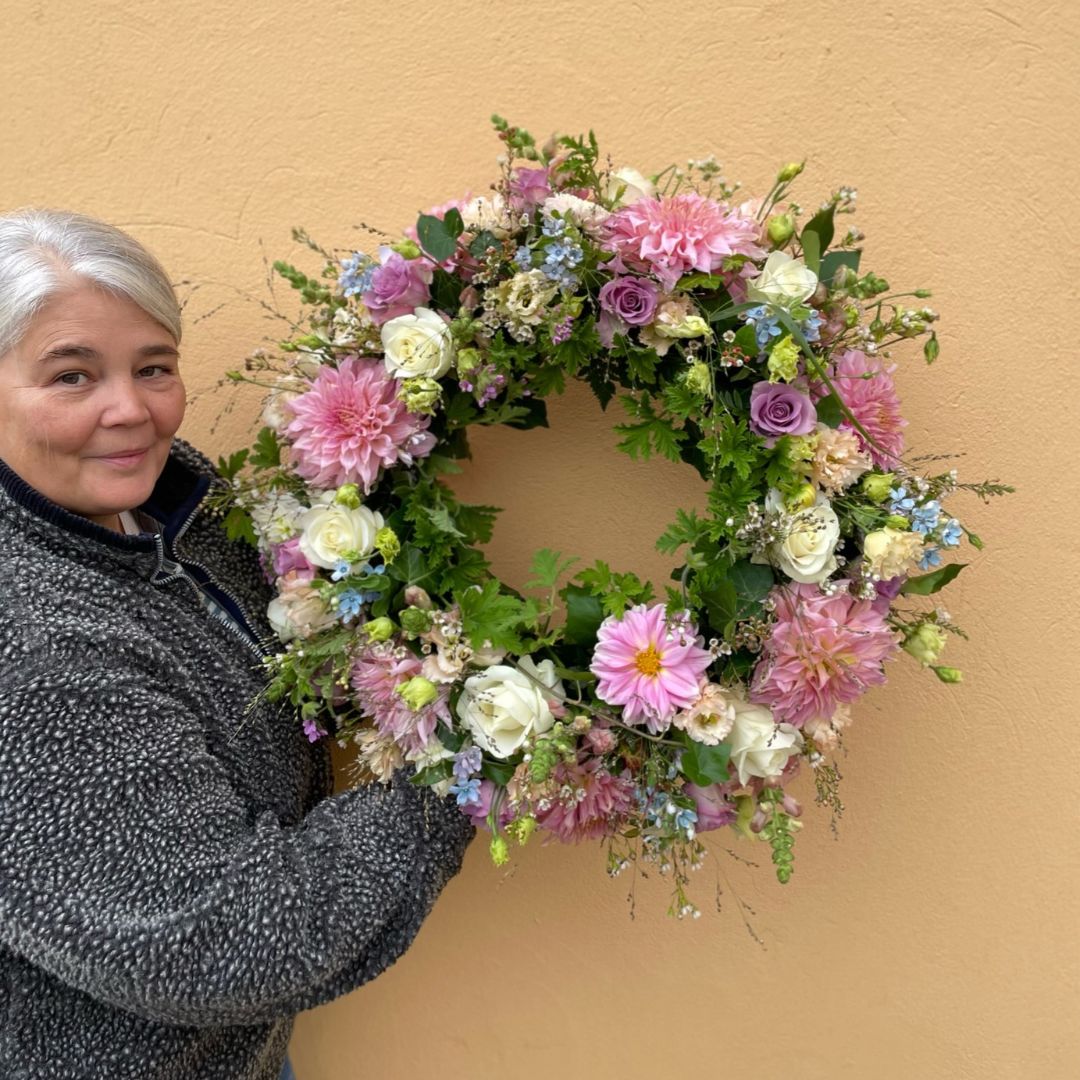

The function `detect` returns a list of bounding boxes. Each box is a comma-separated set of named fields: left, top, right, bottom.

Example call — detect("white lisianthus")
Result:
left=728, top=696, right=802, bottom=786
left=762, top=489, right=841, bottom=584
left=248, top=490, right=305, bottom=548
left=459, top=193, right=513, bottom=238
left=863, top=526, right=925, bottom=580
left=381, top=307, right=455, bottom=379
left=541, top=193, right=610, bottom=234
left=604, top=166, right=655, bottom=207
left=494, top=270, right=559, bottom=326
left=456, top=656, right=564, bottom=759
left=297, top=502, right=384, bottom=569
left=672, top=683, right=737, bottom=746
left=747, top=251, right=819, bottom=308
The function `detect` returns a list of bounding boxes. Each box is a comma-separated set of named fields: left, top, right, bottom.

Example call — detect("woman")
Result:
left=0, top=208, right=475, bottom=1080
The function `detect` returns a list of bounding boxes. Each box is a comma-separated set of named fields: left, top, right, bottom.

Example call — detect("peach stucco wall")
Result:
left=2, top=2, right=1077, bottom=1077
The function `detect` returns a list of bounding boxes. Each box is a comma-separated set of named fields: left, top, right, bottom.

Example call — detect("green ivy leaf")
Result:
left=678, top=737, right=732, bottom=787
left=416, top=213, right=458, bottom=262
left=900, top=563, right=966, bottom=595
left=815, top=392, right=845, bottom=428
left=469, top=229, right=501, bottom=258
left=561, top=584, right=605, bottom=646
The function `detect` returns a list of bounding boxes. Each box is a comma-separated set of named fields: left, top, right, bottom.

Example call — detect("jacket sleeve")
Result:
left=0, top=671, right=475, bottom=1028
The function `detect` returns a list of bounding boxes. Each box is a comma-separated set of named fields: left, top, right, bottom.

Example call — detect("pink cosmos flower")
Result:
left=535, top=756, right=637, bottom=843
left=350, top=639, right=450, bottom=754
left=285, top=356, right=436, bottom=493
left=590, top=603, right=713, bottom=733
left=830, top=349, right=907, bottom=468
left=750, top=583, right=899, bottom=727
left=601, top=193, right=766, bottom=291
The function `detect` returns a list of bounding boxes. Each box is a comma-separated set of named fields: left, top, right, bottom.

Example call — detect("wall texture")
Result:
left=2, top=2, right=1076, bottom=1077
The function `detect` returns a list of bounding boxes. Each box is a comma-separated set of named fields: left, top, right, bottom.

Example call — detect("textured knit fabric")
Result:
left=0, top=439, right=475, bottom=1079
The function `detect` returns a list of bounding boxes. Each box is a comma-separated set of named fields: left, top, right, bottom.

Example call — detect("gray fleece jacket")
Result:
left=0, top=438, right=475, bottom=1079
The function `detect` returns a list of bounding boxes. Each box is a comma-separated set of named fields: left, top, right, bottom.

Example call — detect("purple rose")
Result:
left=684, top=783, right=737, bottom=832
left=361, top=249, right=433, bottom=326
left=509, top=166, right=552, bottom=209
left=749, top=381, right=817, bottom=445
left=598, top=276, right=659, bottom=326
left=271, top=536, right=315, bottom=579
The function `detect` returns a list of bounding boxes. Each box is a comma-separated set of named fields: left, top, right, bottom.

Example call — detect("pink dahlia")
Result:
left=830, top=349, right=907, bottom=469
left=285, top=356, right=435, bottom=492
left=535, top=756, right=637, bottom=843
left=750, top=583, right=899, bottom=727
left=350, top=639, right=450, bottom=753
left=600, top=193, right=766, bottom=291
left=590, top=603, right=713, bottom=733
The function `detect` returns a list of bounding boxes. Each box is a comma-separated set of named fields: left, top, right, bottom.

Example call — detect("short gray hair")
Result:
left=0, top=208, right=182, bottom=357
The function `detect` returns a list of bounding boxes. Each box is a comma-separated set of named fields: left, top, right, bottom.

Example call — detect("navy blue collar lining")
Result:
left=0, top=443, right=209, bottom=552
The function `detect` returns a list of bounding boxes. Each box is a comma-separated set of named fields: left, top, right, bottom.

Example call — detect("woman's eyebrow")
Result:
left=38, top=343, right=180, bottom=363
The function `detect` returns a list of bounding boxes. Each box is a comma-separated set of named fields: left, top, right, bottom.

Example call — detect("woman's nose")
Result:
left=100, top=377, right=153, bottom=426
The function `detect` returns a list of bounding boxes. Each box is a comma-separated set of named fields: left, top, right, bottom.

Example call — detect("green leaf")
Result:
left=223, top=505, right=258, bottom=547
left=678, top=737, right=732, bottom=787
left=249, top=427, right=281, bottom=470
left=469, top=229, right=501, bottom=258
left=802, top=204, right=836, bottom=251
left=423, top=504, right=465, bottom=538
left=216, top=448, right=249, bottom=481
left=818, top=249, right=861, bottom=288
left=729, top=560, right=774, bottom=607
left=675, top=272, right=727, bottom=291
left=480, top=759, right=516, bottom=786
left=815, top=392, right=845, bottom=428
left=900, top=563, right=966, bottom=596
left=443, top=207, right=464, bottom=238
left=801, top=228, right=821, bottom=274
left=410, top=760, right=454, bottom=787
left=500, top=396, right=549, bottom=431
left=656, top=508, right=708, bottom=556
left=733, top=324, right=759, bottom=355
left=525, top=548, right=579, bottom=592
left=455, top=503, right=500, bottom=545
left=456, top=579, right=535, bottom=652
left=561, top=584, right=605, bottom=646
left=416, top=213, right=457, bottom=262
left=430, top=267, right=464, bottom=312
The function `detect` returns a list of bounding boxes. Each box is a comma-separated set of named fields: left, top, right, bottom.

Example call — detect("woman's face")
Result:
left=0, top=281, right=186, bottom=530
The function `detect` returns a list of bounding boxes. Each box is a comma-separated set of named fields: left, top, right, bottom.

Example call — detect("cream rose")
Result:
left=728, top=697, right=802, bottom=786
left=297, top=502, right=384, bottom=569
left=764, top=489, right=841, bottom=584
left=605, top=166, right=655, bottom=207
left=381, top=307, right=455, bottom=379
left=747, top=251, right=819, bottom=308
left=267, top=572, right=337, bottom=642
left=863, top=527, right=925, bottom=580
left=456, top=656, right=564, bottom=759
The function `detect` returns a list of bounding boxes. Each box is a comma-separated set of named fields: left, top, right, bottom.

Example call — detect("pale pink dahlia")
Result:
left=535, top=756, right=637, bottom=843
left=590, top=603, right=713, bottom=733
left=750, top=584, right=899, bottom=727
left=285, top=356, right=435, bottom=492
left=830, top=349, right=907, bottom=469
left=350, top=639, right=450, bottom=753
left=601, top=193, right=766, bottom=291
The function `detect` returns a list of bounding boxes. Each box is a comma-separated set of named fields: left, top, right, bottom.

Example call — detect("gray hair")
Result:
left=0, top=208, right=182, bottom=357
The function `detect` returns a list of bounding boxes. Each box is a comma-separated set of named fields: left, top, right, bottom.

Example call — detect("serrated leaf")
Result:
left=223, top=505, right=258, bottom=547
left=656, top=508, right=707, bottom=556
left=216, top=448, right=249, bottom=481
left=249, top=427, right=281, bottom=470
left=423, top=504, right=465, bottom=537
left=679, top=738, right=732, bottom=787
left=525, top=548, right=579, bottom=592
left=900, top=563, right=966, bottom=595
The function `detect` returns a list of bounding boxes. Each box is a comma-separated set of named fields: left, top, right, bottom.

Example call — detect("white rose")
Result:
left=381, top=307, right=455, bottom=379
left=297, top=503, right=384, bottom=569
left=728, top=697, right=802, bottom=786
left=747, top=251, right=819, bottom=308
left=456, top=656, right=564, bottom=759
left=764, top=489, right=840, bottom=584
left=459, top=193, right=513, bottom=238
left=605, top=166, right=655, bottom=207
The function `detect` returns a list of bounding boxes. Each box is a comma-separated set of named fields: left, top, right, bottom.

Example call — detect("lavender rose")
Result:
left=361, top=248, right=433, bottom=326
left=749, top=381, right=817, bottom=444
left=597, top=275, right=660, bottom=346
left=683, top=783, right=737, bottom=832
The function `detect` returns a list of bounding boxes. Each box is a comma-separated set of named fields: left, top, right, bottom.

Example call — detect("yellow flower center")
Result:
left=634, top=645, right=663, bottom=677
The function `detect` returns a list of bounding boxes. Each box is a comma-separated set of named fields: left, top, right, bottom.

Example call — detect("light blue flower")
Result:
left=449, top=777, right=482, bottom=807
left=331, top=559, right=352, bottom=582
left=339, top=252, right=375, bottom=298
left=889, top=486, right=917, bottom=516
left=744, top=305, right=785, bottom=352
left=452, top=746, right=483, bottom=782
left=911, top=500, right=942, bottom=536
left=941, top=518, right=963, bottom=547
left=336, top=589, right=365, bottom=620
left=919, top=545, right=942, bottom=570
left=514, top=245, right=533, bottom=270
left=541, top=214, right=566, bottom=238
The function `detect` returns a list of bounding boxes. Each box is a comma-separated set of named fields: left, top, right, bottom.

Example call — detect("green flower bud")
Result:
left=785, top=483, right=817, bottom=512
left=861, top=472, right=896, bottom=503
left=490, top=835, right=510, bottom=866
left=786, top=433, right=818, bottom=464
left=683, top=360, right=712, bottom=397
left=396, top=376, right=442, bottom=415
left=932, top=665, right=963, bottom=684
left=334, top=483, right=362, bottom=509
left=375, top=526, right=400, bottom=564
left=362, top=616, right=396, bottom=643
left=456, top=347, right=481, bottom=374
left=843, top=303, right=860, bottom=328
left=390, top=238, right=422, bottom=259
left=766, top=212, right=796, bottom=247
left=399, top=606, right=434, bottom=636
left=507, top=816, right=537, bottom=846
left=732, top=794, right=757, bottom=840
left=394, top=676, right=439, bottom=712
left=903, top=622, right=948, bottom=666
left=767, top=334, right=801, bottom=383
left=884, top=514, right=911, bottom=530
left=777, top=161, right=805, bottom=183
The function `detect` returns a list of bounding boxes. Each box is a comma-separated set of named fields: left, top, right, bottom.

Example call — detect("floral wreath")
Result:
left=222, top=116, right=1009, bottom=917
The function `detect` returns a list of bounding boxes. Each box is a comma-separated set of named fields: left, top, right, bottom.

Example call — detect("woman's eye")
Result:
left=138, top=364, right=173, bottom=378
left=55, top=371, right=89, bottom=386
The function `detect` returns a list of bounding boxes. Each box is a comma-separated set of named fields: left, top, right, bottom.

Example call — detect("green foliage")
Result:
left=678, top=735, right=732, bottom=787
left=615, top=393, right=686, bottom=463
left=525, top=548, right=579, bottom=593
left=819, top=249, right=861, bottom=288
left=416, top=211, right=461, bottom=262
left=223, top=505, right=258, bottom=547
left=249, top=427, right=281, bottom=471
left=216, top=448, right=249, bottom=481
left=815, top=392, right=844, bottom=428
left=656, top=508, right=710, bottom=556
left=456, top=578, right=538, bottom=653
left=560, top=584, right=605, bottom=646
left=575, top=560, right=655, bottom=618
left=273, top=260, right=333, bottom=305
left=901, top=563, right=966, bottom=595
